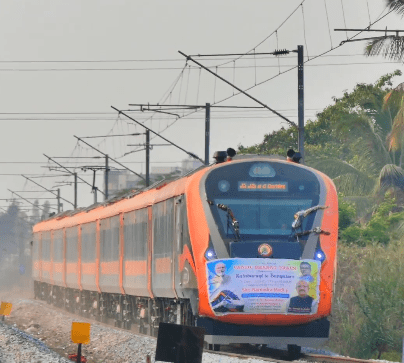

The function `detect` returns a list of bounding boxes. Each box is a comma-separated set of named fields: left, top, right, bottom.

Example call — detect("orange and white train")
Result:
left=32, top=153, right=338, bottom=354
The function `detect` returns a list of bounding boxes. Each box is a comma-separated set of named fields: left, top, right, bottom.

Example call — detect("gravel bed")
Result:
left=0, top=320, right=70, bottom=363
left=0, top=292, right=354, bottom=363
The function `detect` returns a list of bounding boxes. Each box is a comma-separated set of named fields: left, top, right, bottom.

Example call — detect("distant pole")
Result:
left=74, top=173, right=77, bottom=209
left=77, top=343, right=82, bottom=363
left=57, top=188, right=60, bottom=213
left=92, top=170, right=97, bottom=203
left=205, top=103, right=210, bottom=165
left=146, top=130, right=150, bottom=187
left=297, top=45, right=304, bottom=163
left=104, top=155, right=109, bottom=200
left=402, top=337, right=404, bottom=363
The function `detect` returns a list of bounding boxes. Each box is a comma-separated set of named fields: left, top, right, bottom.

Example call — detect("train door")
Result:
left=151, top=198, right=176, bottom=298
left=99, top=216, right=121, bottom=294
left=32, top=232, right=41, bottom=281
left=173, top=195, right=198, bottom=311
left=53, top=229, right=65, bottom=287
left=174, top=196, right=183, bottom=295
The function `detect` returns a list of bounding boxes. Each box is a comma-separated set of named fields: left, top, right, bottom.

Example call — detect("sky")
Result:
left=0, top=0, right=403, bottom=212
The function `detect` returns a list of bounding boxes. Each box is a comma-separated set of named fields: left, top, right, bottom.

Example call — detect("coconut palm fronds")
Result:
left=387, top=0, right=404, bottom=15
left=334, top=173, right=376, bottom=196
left=377, top=164, right=404, bottom=193
left=365, top=36, right=404, bottom=61
left=387, top=108, right=404, bottom=151
left=307, top=158, right=376, bottom=196
left=343, top=196, right=374, bottom=218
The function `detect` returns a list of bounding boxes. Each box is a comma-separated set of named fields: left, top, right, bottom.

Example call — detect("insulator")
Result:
left=273, top=49, right=289, bottom=56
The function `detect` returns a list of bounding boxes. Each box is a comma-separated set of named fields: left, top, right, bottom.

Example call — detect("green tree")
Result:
left=240, top=71, right=404, bottom=217
left=353, top=243, right=404, bottom=359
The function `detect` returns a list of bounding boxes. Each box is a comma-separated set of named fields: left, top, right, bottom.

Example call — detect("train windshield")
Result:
left=205, top=160, right=321, bottom=240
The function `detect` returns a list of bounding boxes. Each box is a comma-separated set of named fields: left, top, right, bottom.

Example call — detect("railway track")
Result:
left=4, top=297, right=380, bottom=363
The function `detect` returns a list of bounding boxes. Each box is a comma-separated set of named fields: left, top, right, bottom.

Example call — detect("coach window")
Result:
left=124, top=208, right=148, bottom=261
left=66, top=226, right=78, bottom=263
left=100, top=216, right=120, bottom=262
left=81, top=222, right=96, bottom=263
left=33, top=232, right=40, bottom=261
left=181, top=196, right=191, bottom=248
left=153, top=199, right=174, bottom=258
left=53, top=229, right=63, bottom=263
left=42, top=231, right=51, bottom=261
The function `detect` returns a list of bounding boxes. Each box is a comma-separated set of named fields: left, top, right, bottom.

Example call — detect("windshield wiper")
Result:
left=217, top=203, right=241, bottom=242
left=290, top=205, right=329, bottom=242
left=295, top=226, right=331, bottom=237
left=292, top=205, right=328, bottom=229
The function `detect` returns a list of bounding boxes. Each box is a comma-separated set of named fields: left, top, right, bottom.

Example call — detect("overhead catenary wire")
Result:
left=214, top=0, right=306, bottom=67
left=8, top=190, right=50, bottom=211
left=73, top=136, right=145, bottom=181
left=111, top=107, right=205, bottom=164
left=148, top=7, right=396, bottom=140
left=44, top=154, right=106, bottom=196
left=324, top=0, right=333, bottom=48
left=301, top=4, right=310, bottom=61
left=0, top=60, right=402, bottom=72
left=340, top=0, right=349, bottom=39
left=178, top=51, right=297, bottom=128
left=22, top=175, right=74, bottom=207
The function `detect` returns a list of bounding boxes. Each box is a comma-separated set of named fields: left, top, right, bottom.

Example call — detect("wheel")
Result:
left=208, top=344, right=219, bottom=351
left=140, top=323, right=150, bottom=335
left=287, top=344, right=301, bottom=360
left=123, top=321, right=132, bottom=330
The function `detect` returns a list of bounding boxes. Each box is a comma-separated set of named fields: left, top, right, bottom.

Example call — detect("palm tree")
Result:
left=366, top=0, right=404, bottom=60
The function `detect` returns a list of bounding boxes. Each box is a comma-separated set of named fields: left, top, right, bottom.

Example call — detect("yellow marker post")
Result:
left=71, top=322, right=90, bottom=363
left=0, top=302, right=12, bottom=321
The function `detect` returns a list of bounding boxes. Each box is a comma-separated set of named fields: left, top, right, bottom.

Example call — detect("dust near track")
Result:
left=0, top=288, right=383, bottom=363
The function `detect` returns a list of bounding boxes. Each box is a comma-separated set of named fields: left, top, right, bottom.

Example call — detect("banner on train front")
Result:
left=206, top=258, right=320, bottom=316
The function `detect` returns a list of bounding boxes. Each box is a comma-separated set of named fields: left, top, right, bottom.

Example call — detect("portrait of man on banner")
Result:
left=287, top=279, right=318, bottom=314
left=208, top=260, right=244, bottom=314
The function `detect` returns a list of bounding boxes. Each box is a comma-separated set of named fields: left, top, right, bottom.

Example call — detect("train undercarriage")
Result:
left=34, top=280, right=328, bottom=358
left=33, top=281, right=213, bottom=346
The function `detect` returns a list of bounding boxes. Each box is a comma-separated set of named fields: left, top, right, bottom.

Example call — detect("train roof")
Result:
left=33, top=154, right=316, bottom=232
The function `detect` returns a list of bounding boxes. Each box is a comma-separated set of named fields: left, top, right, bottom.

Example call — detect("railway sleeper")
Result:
left=36, top=283, right=199, bottom=342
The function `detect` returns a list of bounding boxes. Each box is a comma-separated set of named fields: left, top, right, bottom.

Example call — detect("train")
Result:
left=32, top=150, right=338, bottom=357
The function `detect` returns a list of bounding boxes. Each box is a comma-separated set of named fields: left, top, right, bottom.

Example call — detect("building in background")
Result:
left=181, top=157, right=204, bottom=173
left=108, top=170, right=143, bottom=197
left=107, top=158, right=204, bottom=198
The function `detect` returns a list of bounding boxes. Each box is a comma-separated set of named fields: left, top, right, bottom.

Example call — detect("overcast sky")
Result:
left=0, top=0, right=402, bottom=212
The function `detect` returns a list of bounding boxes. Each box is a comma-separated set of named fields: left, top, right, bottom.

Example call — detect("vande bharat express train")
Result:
left=32, top=153, right=338, bottom=352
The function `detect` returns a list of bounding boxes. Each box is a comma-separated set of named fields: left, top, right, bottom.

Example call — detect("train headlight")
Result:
left=205, top=247, right=217, bottom=261
left=314, top=249, right=326, bottom=263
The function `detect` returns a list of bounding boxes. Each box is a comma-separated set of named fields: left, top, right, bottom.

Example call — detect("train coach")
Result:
left=32, top=151, right=338, bottom=355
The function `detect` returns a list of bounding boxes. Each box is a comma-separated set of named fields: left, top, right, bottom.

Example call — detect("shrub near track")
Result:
left=329, top=243, right=404, bottom=361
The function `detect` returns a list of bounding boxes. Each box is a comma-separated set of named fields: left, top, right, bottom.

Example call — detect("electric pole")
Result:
left=297, top=45, right=304, bottom=163
left=205, top=103, right=210, bottom=165
left=74, top=173, right=77, bottom=209
left=57, top=188, right=61, bottom=213
left=146, top=130, right=150, bottom=187
left=104, top=155, right=109, bottom=200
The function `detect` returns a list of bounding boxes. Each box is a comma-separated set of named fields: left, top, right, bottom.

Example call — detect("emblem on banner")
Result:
left=258, top=243, right=273, bottom=257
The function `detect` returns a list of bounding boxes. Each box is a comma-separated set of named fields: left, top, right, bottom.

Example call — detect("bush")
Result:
left=329, top=243, right=404, bottom=360
left=340, top=196, right=404, bottom=246
left=339, top=195, right=356, bottom=230
left=340, top=224, right=362, bottom=244
left=353, top=243, right=404, bottom=359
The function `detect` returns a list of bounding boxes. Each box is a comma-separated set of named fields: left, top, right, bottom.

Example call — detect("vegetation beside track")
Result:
left=240, top=70, right=404, bottom=361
